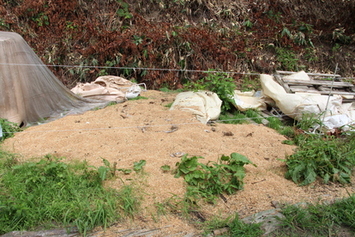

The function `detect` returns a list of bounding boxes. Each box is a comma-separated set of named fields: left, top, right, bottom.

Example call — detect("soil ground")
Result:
left=2, top=90, right=355, bottom=236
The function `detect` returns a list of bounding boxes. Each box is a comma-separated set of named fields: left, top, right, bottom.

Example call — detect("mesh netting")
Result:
left=0, top=31, right=107, bottom=126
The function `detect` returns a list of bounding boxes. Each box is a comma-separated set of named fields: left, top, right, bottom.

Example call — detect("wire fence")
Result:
left=2, top=62, right=354, bottom=82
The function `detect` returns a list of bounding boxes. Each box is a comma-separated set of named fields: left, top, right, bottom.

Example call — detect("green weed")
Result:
left=31, top=12, right=49, bottom=27
left=116, top=0, right=133, bottom=19
left=218, top=112, right=250, bottom=125
left=0, top=118, right=22, bottom=142
left=276, top=47, right=299, bottom=71
left=174, top=153, right=255, bottom=203
left=266, top=117, right=295, bottom=138
left=229, top=214, right=263, bottom=237
left=274, top=195, right=355, bottom=236
left=133, top=160, right=146, bottom=172
left=0, top=18, right=9, bottom=29
left=184, top=70, right=236, bottom=112
left=245, top=109, right=263, bottom=124
left=128, top=96, right=148, bottom=101
left=202, top=214, right=263, bottom=237
left=117, top=185, right=141, bottom=217
left=295, top=113, right=323, bottom=132
left=0, top=155, right=137, bottom=235
left=239, top=75, right=261, bottom=92
left=284, top=134, right=355, bottom=186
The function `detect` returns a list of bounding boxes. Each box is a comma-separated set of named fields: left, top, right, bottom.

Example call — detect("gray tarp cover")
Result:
left=0, top=31, right=107, bottom=126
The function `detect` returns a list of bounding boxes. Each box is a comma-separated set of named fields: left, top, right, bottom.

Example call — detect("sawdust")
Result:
left=2, top=90, right=354, bottom=236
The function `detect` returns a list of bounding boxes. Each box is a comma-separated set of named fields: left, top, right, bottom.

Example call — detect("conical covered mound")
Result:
left=0, top=31, right=106, bottom=126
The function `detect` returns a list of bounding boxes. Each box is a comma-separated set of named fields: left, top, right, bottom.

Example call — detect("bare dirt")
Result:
left=2, top=90, right=354, bottom=236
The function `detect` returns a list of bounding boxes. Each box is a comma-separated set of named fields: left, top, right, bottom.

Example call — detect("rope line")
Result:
left=1, top=62, right=354, bottom=79
left=0, top=62, right=261, bottom=76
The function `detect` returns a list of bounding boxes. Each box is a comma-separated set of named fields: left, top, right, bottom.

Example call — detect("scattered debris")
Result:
left=223, top=131, right=234, bottom=136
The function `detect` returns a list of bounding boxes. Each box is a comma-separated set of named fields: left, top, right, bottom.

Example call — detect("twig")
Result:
left=251, top=178, right=266, bottom=184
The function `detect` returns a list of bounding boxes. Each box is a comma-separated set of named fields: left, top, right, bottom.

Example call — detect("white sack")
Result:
left=169, top=91, right=222, bottom=124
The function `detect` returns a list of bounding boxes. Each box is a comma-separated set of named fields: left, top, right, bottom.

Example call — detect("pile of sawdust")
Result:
left=2, top=90, right=354, bottom=236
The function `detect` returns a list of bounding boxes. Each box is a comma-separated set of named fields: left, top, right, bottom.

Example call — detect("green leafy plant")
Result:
left=160, top=165, right=171, bottom=172
left=332, top=27, right=352, bottom=44
left=132, top=35, right=144, bottom=45
left=97, top=158, right=117, bottom=181
left=31, top=12, right=49, bottom=27
left=243, top=19, right=253, bottom=29
left=116, top=0, right=133, bottom=19
left=281, top=27, right=292, bottom=38
left=0, top=118, right=22, bottom=142
left=174, top=153, right=255, bottom=203
left=65, top=21, right=78, bottom=30
left=276, top=47, right=299, bottom=71
left=98, top=55, right=121, bottom=76
left=184, top=70, right=236, bottom=112
left=117, top=185, right=141, bottom=217
left=133, top=159, right=146, bottom=172
left=0, top=18, right=9, bottom=29
left=284, top=134, right=355, bottom=186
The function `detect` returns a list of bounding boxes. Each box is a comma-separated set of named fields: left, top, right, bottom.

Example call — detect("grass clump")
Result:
left=218, top=112, right=249, bottom=125
left=0, top=154, right=140, bottom=236
left=273, top=195, right=355, bottom=236
left=266, top=116, right=295, bottom=138
left=203, top=214, right=263, bottom=237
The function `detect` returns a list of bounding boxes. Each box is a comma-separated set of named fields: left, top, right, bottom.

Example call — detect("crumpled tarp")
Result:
left=233, top=90, right=267, bottom=111
left=260, top=74, right=355, bottom=131
left=71, top=76, right=146, bottom=102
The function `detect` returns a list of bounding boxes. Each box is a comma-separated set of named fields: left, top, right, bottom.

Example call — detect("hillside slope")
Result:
left=1, top=0, right=354, bottom=89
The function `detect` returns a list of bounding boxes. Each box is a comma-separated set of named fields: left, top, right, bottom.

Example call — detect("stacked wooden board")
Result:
left=274, top=71, right=355, bottom=102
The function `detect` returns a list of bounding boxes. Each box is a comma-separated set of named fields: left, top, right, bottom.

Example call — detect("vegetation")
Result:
left=0, top=119, right=22, bottom=142
left=285, top=133, right=355, bottom=186
left=1, top=1, right=354, bottom=89
left=0, top=154, right=141, bottom=236
left=1, top=110, right=355, bottom=236
left=1, top=0, right=355, bottom=235
left=174, top=153, right=255, bottom=203
left=271, top=195, right=355, bottom=236
left=184, top=70, right=236, bottom=112
left=201, top=194, right=355, bottom=236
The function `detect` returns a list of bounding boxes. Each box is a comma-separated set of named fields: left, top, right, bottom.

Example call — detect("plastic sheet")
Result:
left=0, top=31, right=107, bottom=126
left=260, top=74, right=355, bottom=131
